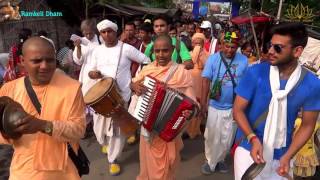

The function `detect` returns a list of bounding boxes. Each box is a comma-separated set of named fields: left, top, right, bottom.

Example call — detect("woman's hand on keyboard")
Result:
left=130, top=82, right=148, bottom=96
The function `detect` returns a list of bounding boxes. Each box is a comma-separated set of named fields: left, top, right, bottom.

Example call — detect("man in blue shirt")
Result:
left=233, top=22, right=320, bottom=180
left=200, top=32, right=248, bottom=174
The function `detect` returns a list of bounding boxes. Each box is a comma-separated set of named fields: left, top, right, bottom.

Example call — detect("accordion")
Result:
left=133, top=76, right=198, bottom=142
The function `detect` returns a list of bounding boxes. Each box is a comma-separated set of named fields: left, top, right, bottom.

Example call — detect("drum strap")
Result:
left=115, top=42, right=124, bottom=78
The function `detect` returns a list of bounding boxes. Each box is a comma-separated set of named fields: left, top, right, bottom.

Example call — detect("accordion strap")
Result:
left=163, top=63, right=178, bottom=85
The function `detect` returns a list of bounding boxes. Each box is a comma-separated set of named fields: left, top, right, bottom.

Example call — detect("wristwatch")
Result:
left=43, top=122, right=53, bottom=135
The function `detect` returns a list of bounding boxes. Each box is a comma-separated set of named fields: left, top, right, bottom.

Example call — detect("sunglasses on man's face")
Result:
left=268, top=43, right=286, bottom=54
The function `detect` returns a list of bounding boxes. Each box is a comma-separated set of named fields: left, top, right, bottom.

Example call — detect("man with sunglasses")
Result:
left=233, top=22, right=320, bottom=179
left=200, top=31, right=248, bottom=175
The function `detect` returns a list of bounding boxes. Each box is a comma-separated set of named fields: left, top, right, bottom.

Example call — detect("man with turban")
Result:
left=87, top=19, right=150, bottom=176
left=200, top=31, right=248, bottom=174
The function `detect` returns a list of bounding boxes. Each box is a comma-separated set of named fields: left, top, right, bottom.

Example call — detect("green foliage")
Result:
left=88, top=0, right=142, bottom=6
left=140, top=0, right=174, bottom=8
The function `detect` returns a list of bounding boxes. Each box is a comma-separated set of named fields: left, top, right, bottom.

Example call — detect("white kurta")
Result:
left=73, top=35, right=100, bottom=95
left=88, top=41, right=150, bottom=102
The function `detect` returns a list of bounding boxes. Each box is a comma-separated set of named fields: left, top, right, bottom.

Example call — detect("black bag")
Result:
left=23, top=77, right=90, bottom=177
left=209, top=57, right=223, bottom=101
left=209, top=78, right=222, bottom=100
left=67, top=143, right=90, bottom=176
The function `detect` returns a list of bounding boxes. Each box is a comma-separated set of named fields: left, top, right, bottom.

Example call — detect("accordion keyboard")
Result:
left=133, top=76, right=156, bottom=122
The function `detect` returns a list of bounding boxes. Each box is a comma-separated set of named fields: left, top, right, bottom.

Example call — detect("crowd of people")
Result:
left=0, top=14, right=319, bottom=180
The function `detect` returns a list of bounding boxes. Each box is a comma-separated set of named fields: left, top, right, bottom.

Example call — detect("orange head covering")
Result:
left=192, top=33, right=206, bottom=42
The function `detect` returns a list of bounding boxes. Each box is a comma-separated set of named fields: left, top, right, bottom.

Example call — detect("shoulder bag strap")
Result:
left=220, top=52, right=236, bottom=87
left=175, top=39, right=182, bottom=64
left=24, top=76, right=41, bottom=114
left=115, top=42, right=124, bottom=78
left=219, top=52, right=237, bottom=101
left=24, top=76, right=79, bottom=158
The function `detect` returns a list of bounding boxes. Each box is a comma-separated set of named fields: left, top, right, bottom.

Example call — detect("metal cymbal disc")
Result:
left=241, top=162, right=266, bottom=180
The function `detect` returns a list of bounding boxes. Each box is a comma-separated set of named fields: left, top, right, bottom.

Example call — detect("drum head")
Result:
left=84, top=78, right=114, bottom=104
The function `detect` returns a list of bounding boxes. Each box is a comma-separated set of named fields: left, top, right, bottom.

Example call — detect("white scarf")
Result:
left=262, top=64, right=302, bottom=174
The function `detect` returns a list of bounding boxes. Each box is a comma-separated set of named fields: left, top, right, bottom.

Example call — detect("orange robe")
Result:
left=133, top=61, right=196, bottom=180
left=187, top=46, right=209, bottom=138
left=0, top=71, right=86, bottom=180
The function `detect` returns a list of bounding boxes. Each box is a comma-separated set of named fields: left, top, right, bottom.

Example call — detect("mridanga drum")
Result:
left=84, top=77, right=138, bottom=136
left=84, top=78, right=124, bottom=116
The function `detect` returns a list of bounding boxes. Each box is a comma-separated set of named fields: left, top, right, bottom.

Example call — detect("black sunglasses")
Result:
left=268, top=43, right=285, bottom=54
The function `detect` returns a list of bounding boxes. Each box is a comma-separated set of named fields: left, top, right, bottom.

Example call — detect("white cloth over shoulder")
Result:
left=263, top=64, right=302, bottom=173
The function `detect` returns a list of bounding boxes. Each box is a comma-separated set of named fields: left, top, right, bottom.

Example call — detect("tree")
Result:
left=140, top=0, right=174, bottom=8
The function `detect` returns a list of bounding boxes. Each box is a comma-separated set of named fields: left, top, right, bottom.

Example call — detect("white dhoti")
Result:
left=204, top=106, right=237, bottom=170
left=93, top=113, right=126, bottom=163
left=85, top=107, right=94, bottom=124
left=234, top=147, right=293, bottom=180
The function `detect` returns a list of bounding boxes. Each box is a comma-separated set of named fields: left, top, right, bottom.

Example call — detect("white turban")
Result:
left=97, top=19, right=118, bottom=32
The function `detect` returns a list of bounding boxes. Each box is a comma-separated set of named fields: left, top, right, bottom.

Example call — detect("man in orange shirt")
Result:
left=0, top=37, right=86, bottom=180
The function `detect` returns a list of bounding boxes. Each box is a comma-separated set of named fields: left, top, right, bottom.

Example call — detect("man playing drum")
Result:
left=87, top=19, right=150, bottom=176
left=131, top=34, right=197, bottom=180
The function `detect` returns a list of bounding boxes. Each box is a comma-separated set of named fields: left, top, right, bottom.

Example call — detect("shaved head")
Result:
left=153, top=34, right=173, bottom=66
left=154, top=34, right=172, bottom=47
left=22, top=37, right=55, bottom=56
left=21, top=37, right=56, bottom=85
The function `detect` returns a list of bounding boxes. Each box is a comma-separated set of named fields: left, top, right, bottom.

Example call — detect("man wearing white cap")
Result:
left=87, top=19, right=150, bottom=176
left=200, top=20, right=219, bottom=55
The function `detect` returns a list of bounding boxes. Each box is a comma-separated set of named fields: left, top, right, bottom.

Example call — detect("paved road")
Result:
left=81, top=135, right=234, bottom=180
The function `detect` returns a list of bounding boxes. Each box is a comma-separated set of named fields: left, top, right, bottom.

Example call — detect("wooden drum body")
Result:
left=84, top=78, right=138, bottom=136
left=84, top=78, right=124, bottom=117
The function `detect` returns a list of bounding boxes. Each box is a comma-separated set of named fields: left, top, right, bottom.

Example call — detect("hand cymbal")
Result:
left=241, top=162, right=266, bottom=180
left=1, top=101, right=28, bottom=139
